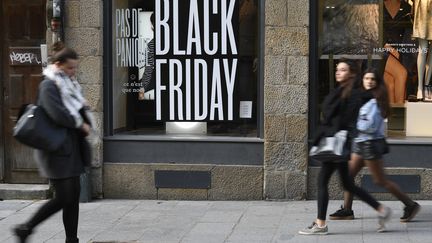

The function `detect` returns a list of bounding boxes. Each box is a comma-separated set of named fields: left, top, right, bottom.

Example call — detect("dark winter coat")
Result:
left=311, top=86, right=373, bottom=147
left=34, top=79, right=91, bottom=179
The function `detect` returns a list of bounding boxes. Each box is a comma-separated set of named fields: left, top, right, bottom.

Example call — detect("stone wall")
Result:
left=307, top=167, right=432, bottom=200
left=104, top=164, right=263, bottom=200
left=64, top=0, right=104, bottom=198
left=58, top=0, right=313, bottom=200
left=264, top=0, right=309, bottom=199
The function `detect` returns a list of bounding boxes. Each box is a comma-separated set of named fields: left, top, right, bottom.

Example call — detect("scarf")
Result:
left=43, top=64, right=86, bottom=128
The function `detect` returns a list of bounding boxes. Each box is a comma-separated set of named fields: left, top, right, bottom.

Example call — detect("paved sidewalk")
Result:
left=0, top=199, right=431, bottom=243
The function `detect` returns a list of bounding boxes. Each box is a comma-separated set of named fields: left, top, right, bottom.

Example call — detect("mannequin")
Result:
left=383, top=0, right=413, bottom=104
left=384, top=50, right=408, bottom=104
left=412, top=0, right=432, bottom=100
left=138, top=13, right=155, bottom=101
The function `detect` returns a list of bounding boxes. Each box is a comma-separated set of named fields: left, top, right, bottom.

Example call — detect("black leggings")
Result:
left=317, top=162, right=380, bottom=220
left=27, top=176, right=80, bottom=240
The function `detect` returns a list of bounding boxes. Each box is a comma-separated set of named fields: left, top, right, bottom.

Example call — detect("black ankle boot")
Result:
left=12, top=224, right=32, bottom=243
left=65, top=237, right=79, bottom=243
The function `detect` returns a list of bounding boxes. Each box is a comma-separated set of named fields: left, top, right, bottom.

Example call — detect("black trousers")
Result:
left=27, top=176, right=80, bottom=240
left=317, top=162, right=380, bottom=220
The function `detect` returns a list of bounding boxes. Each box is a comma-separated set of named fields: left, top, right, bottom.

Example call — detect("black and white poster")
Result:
left=115, top=0, right=240, bottom=121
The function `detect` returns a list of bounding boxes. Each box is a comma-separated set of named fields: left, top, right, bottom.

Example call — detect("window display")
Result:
left=412, top=0, right=432, bottom=101
left=383, top=0, right=415, bottom=105
left=320, top=0, right=379, bottom=55
left=317, top=0, right=431, bottom=138
left=111, top=0, right=260, bottom=137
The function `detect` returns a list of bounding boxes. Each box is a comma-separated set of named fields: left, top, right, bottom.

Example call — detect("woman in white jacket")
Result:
left=329, top=68, right=420, bottom=229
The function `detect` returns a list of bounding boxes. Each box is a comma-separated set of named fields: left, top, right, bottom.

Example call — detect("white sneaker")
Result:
left=298, top=222, right=328, bottom=235
left=378, top=206, right=392, bottom=232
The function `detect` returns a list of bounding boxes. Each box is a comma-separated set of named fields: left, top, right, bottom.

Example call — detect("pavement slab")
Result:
left=0, top=199, right=431, bottom=243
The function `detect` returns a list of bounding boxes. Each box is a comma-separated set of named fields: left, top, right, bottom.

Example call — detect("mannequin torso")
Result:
left=385, top=0, right=401, bottom=19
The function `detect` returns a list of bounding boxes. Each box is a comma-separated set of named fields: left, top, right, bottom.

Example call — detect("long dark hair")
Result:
left=361, top=68, right=390, bottom=118
left=337, top=58, right=359, bottom=99
left=51, top=41, right=78, bottom=64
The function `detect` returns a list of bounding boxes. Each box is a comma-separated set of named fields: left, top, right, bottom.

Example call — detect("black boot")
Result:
left=12, top=224, right=32, bottom=243
left=65, top=237, right=79, bottom=243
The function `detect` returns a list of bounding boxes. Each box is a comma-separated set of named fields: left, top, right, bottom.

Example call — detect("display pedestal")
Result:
left=406, top=102, right=432, bottom=136
left=388, top=104, right=405, bottom=131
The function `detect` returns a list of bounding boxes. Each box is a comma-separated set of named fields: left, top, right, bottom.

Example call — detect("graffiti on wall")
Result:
left=9, top=48, right=42, bottom=66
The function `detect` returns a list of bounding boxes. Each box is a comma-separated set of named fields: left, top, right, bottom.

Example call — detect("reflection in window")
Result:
left=320, top=0, right=379, bottom=55
left=316, top=0, right=431, bottom=138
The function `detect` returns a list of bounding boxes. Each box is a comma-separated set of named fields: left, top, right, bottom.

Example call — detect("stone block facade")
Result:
left=64, top=0, right=311, bottom=200
left=308, top=167, right=432, bottom=200
left=64, top=0, right=104, bottom=198
left=103, top=164, right=263, bottom=200
left=58, top=0, right=431, bottom=201
left=264, top=0, right=309, bottom=200
left=60, top=0, right=311, bottom=200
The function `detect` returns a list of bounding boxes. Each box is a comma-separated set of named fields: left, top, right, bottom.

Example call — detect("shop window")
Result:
left=316, top=0, right=430, bottom=138
left=110, top=0, right=260, bottom=137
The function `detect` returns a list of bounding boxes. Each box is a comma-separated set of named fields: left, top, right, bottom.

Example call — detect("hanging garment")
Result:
left=413, top=0, right=432, bottom=40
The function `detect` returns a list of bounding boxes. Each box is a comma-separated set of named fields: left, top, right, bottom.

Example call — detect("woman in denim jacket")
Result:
left=329, top=68, right=420, bottom=227
left=299, top=61, right=392, bottom=235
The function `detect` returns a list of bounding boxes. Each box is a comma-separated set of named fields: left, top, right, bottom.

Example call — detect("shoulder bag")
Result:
left=13, top=104, right=67, bottom=152
left=309, top=130, right=348, bottom=162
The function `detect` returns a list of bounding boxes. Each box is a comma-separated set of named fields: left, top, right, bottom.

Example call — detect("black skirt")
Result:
left=355, top=138, right=389, bottom=160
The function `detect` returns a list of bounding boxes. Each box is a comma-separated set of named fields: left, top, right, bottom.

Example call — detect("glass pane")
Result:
left=320, top=0, right=380, bottom=55
left=317, top=0, right=431, bottom=138
left=111, top=0, right=260, bottom=137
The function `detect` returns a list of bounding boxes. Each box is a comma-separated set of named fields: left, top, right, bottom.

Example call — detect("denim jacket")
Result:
left=355, top=98, right=385, bottom=142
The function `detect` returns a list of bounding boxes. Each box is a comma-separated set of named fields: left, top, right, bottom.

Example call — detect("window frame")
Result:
left=309, top=0, right=432, bottom=168
left=103, top=0, right=265, bottom=165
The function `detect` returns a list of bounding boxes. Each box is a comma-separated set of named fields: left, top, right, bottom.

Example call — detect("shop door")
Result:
left=1, top=0, right=46, bottom=183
